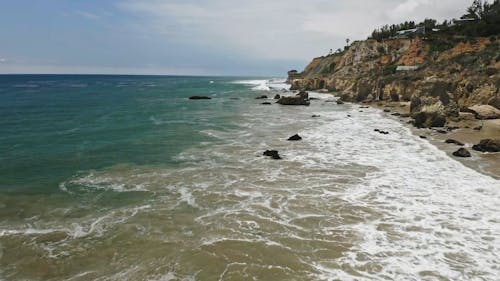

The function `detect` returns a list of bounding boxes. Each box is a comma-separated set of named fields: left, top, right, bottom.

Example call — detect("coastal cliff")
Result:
left=288, top=36, right=500, bottom=127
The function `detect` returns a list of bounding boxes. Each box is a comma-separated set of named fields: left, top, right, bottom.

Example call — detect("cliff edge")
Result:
left=288, top=35, right=499, bottom=127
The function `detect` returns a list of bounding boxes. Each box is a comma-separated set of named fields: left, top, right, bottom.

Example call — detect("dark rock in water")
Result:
left=473, top=126, right=482, bottom=131
left=274, top=94, right=281, bottom=100
left=189, top=96, right=212, bottom=100
left=445, top=139, right=464, bottom=146
left=287, top=134, right=302, bottom=141
left=347, top=114, right=352, bottom=117
left=375, top=129, right=389, bottom=134
left=336, top=100, right=345, bottom=105
left=472, top=139, right=500, bottom=152
left=374, top=129, right=380, bottom=132
left=384, top=109, right=391, bottom=113
left=360, top=106, right=369, bottom=109
left=255, top=95, right=268, bottom=99
left=391, top=112, right=401, bottom=116
left=400, top=113, right=411, bottom=118
left=420, top=136, right=427, bottom=139
left=413, top=112, right=447, bottom=128
left=277, top=92, right=310, bottom=106
left=309, top=97, right=320, bottom=100
left=312, top=115, right=321, bottom=118
left=453, top=148, right=472, bottom=158
left=261, top=102, right=272, bottom=105
left=263, top=150, right=281, bottom=159
left=446, top=126, right=460, bottom=131
left=359, top=110, right=364, bottom=112
left=436, top=130, right=448, bottom=134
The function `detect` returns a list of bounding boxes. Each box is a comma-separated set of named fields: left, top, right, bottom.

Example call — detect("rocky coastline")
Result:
left=283, top=36, right=499, bottom=178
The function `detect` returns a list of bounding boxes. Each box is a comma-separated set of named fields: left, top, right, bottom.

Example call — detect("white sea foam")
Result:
left=4, top=89, right=499, bottom=280
left=231, top=79, right=290, bottom=91
left=59, top=172, right=148, bottom=193
left=231, top=79, right=270, bottom=91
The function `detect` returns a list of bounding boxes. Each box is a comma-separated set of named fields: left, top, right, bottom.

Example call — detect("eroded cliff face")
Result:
left=289, top=37, right=500, bottom=126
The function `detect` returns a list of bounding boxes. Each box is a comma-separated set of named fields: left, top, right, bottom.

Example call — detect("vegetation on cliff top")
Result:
left=370, top=0, right=500, bottom=41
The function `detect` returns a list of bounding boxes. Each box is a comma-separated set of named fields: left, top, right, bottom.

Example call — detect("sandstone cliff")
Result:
left=289, top=36, right=500, bottom=127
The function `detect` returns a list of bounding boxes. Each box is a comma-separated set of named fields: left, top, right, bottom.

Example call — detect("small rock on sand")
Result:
left=453, top=148, right=472, bottom=158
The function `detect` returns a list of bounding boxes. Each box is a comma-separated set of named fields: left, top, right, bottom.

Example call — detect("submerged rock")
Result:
left=274, top=94, right=281, bottom=100
left=287, top=134, right=302, bottom=141
left=453, top=148, right=472, bottom=158
left=261, top=102, right=272, bottom=105
left=472, top=139, right=500, bottom=152
left=255, top=95, right=268, bottom=99
left=189, top=96, right=212, bottom=100
left=312, top=115, right=321, bottom=118
left=336, top=100, right=345, bottom=105
left=445, top=139, right=464, bottom=146
left=263, top=150, right=281, bottom=159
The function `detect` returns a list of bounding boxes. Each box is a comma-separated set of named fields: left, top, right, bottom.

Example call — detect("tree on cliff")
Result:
left=369, top=0, right=499, bottom=40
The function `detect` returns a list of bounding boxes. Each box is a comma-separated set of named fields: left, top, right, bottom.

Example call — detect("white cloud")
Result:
left=118, top=0, right=475, bottom=61
left=76, top=10, right=101, bottom=20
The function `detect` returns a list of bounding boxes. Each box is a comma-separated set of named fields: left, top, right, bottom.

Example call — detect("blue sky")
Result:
left=0, top=0, right=479, bottom=76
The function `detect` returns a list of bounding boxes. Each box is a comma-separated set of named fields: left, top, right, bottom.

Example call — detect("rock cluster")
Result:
left=277, top=91, right=310, bottom=106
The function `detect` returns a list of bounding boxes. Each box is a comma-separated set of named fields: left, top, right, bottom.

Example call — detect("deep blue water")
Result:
left=0, top=75, right=253, bottom=193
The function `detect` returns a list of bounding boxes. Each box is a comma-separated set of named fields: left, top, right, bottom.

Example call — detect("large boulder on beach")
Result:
left=277, top=91, right=310, bottom=106
left=413, top=111, right=447, bottom=128
left=453, top=148, right=471, bottom=158
left=263, top=150, right=281, bottom=159
left=189, top=96, right=211, bottom=100
left=472, top=139, right=500, bottom=152
left=467, top=105, right=500, bottom=120
left=410, top=96, right=448, bottom=128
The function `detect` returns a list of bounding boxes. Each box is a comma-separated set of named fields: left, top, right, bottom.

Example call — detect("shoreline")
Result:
left=283, top=87, right=499, bottom=180
left=351, top=98, right=500, bottom=179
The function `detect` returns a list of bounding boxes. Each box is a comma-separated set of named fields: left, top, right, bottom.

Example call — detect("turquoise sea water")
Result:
left=1, top=75, right=499, bottom=281
left=0, top=75, right=246, bottom=193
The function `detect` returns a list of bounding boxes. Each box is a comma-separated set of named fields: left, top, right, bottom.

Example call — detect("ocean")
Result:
left=0, top=75, right=499, bottom=281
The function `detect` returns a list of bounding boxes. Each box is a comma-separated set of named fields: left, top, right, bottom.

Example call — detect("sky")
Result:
left=0, top=0, right=481, bottom=76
